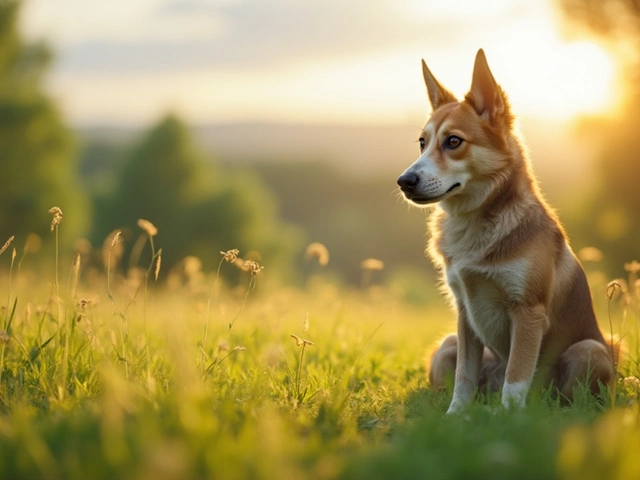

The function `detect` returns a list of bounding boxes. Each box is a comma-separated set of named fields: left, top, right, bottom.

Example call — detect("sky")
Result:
left=21, top=0, right=621, bottom=127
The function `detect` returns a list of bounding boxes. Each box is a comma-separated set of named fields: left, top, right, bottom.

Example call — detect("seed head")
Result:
left=220, top=249, right=240, bottom=263
left=48, top=207, right=63, bottom=231
left=110, top=231, right=122, bottom=248
left=305, top=242, right=329, bottom=266
left=76, top=298, right=91, bottom=313
left=360, top=258, right=385, bottom=271
left=137, top=218, right=158, bottom=237
left=0, top=236, right=14, bottom=257
left=154, top=250, right=162, bottom=281
left=241, top=259, right=264, bottom=276
left=607, top=280, right=622, bottom=300
left=290, top=334, right=314, bottom=347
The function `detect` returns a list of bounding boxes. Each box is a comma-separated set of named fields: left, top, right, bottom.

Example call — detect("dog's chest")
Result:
left=446, top=259, right=529, bottom=359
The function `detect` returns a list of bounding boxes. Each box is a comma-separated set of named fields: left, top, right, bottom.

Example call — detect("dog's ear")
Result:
left=466, top=49, right=512, bottom=125
left=422, top=60, right=457, bottom=111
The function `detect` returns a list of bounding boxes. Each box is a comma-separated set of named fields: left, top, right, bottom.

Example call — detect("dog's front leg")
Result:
left=447, top=307, right=483, bottom=414
left=502, top=304, right=547, bottom=408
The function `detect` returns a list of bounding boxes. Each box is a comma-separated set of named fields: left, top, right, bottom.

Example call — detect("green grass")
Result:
left=0, top=243, right=638, bottom=479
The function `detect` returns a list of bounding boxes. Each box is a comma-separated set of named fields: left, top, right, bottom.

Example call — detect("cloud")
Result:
left=57, top=0, right=477, bottom=74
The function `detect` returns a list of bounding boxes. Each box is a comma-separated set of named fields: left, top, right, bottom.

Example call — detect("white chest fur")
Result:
left=445, top=257, right=530, bottom=360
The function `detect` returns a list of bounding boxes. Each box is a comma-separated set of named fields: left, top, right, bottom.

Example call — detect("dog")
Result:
left=397, top=49, right=614, bottom=413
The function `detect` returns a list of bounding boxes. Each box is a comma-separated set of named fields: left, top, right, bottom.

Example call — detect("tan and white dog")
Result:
left=397, top=49, right=614, bottom=413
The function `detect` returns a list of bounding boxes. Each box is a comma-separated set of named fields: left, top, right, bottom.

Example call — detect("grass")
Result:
left=0, top=233, right=638, bottom=479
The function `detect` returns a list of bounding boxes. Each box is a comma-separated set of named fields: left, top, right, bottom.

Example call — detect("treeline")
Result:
left=2, top=0, right=640, bottom=287
left=78, top=137, right=434, bottom=285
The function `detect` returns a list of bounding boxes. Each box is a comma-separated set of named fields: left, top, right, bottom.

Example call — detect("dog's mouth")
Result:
left=407, top=183, right=461, bottom=204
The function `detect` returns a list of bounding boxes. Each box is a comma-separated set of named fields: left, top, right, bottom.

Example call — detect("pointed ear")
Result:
left=466, top=49, right=510, bottom=123
left=422, top=59, right=457, bottom=111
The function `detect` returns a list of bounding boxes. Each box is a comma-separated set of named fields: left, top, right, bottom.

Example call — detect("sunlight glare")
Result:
left=490, top=40, right=618, bottom=120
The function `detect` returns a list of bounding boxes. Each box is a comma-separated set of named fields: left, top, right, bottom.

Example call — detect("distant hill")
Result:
left=76, top=118, right=595, bottom=201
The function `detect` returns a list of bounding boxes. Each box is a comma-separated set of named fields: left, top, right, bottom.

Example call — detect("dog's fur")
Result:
left=397, top=49, right=614, bottom=413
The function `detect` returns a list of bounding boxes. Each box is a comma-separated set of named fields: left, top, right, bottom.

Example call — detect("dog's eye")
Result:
left=419, top=138, right=425, bottom=151
left=445, top=135, right=463, bottom=149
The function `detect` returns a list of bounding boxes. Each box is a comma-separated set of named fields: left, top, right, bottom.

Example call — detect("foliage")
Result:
left=558, top=0, right=640, bottom=274
left=0, top=0, right=88, bottom=248
left=91, top=114, right=301, bottom=280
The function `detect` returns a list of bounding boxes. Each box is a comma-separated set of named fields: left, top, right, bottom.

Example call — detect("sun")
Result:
left=488, top=40, right=619, bottom=120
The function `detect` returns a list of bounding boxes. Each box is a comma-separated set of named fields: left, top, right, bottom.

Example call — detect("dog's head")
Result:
left=398, top=49, right=516, bottom=210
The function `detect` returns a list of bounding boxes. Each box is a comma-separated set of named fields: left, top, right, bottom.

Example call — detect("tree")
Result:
left=0, top=0, right=88, bottom=248
left=93, top=113, right=300, bottom=280
left=558, top=0, right=640, bottom=272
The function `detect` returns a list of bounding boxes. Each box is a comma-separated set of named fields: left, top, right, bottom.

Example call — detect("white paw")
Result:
left=501, top=380, right=529, bottom=408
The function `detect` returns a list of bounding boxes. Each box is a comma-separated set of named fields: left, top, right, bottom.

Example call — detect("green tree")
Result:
left=0, top=0, right=88, bottom=247
left=559, top=0, right=640, bottom=272
left=93, top=114, right=300, bottom=279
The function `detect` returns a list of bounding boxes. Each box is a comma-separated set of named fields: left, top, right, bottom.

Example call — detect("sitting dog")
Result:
left=397, top=49, right=614, bottom=413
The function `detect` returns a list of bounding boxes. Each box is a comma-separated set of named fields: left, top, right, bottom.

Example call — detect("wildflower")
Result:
left=137, top=218, right=158, bottom=237
left=290, top=334, right=314, bottom=347
left=360, top=258, right=385, bottom=271
left=220, top=249, right=240, bottom=263
left=242, top=260, right=264, bottom=276
left=305, top=242, right=329, bottom=266
left=0, top=236, right=14, bottom=256
left=48, top=207, right=63, bottom=231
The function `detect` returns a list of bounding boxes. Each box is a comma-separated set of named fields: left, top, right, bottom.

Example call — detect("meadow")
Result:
left=0, top=217, right=639, bottom=480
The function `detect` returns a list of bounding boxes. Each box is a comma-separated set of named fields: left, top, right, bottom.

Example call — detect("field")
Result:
left=0, top=231, right=639, bottom=480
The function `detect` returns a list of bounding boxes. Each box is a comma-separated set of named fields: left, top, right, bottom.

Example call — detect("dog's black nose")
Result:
left=397, top=172, right=420, bottom=192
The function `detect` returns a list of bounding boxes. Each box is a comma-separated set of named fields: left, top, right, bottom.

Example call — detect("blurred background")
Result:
left=1, top=0, right=639, bottom=291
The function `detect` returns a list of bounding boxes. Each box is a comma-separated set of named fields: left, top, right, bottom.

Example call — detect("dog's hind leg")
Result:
left=428, top=334, right=458, bottom=388
left=556, top=339, right=614, bottom=400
